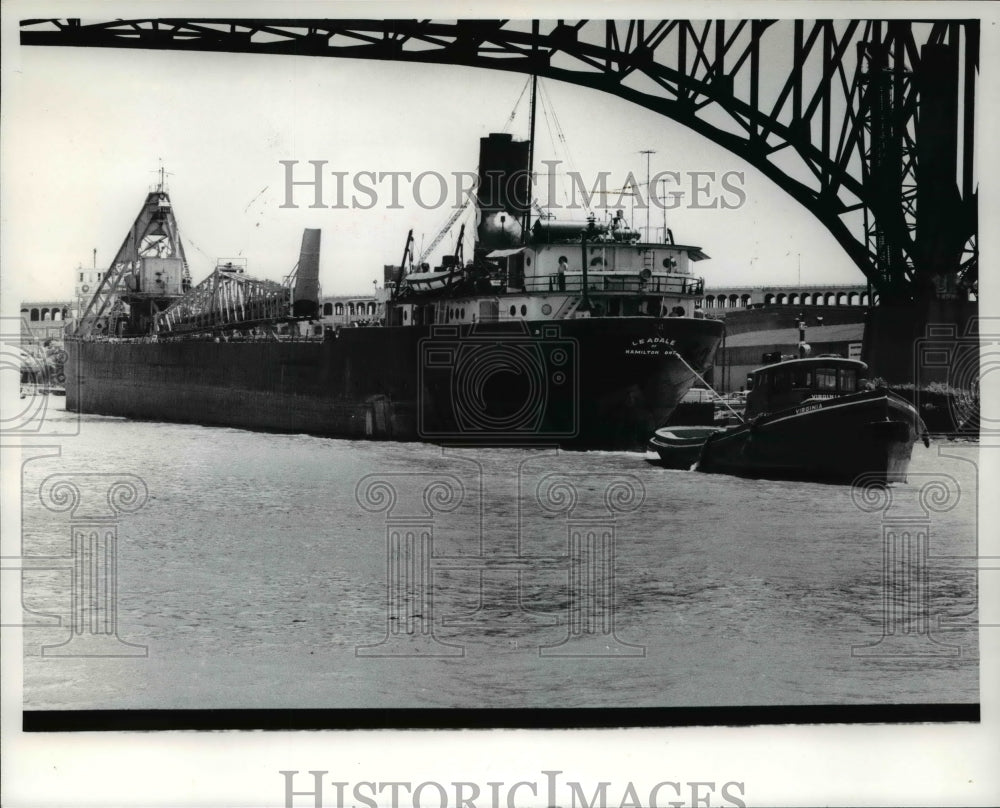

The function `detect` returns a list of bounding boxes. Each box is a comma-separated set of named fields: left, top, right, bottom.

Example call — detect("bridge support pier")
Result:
left=861, top=299, right=978, bottom=386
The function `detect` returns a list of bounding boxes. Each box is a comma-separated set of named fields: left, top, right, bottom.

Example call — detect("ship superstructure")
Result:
left=389, top=208, right=705, bottom=329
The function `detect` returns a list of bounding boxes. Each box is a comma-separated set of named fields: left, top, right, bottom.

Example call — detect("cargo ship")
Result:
left=66, top=105, right=723, bottom=450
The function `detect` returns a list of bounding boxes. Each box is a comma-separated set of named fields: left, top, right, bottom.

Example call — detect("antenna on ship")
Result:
left=152, top=159, right=172, bottom=193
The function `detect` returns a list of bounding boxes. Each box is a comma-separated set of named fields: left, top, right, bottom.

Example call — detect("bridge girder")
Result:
left=20, top=17, right=978, bottom=302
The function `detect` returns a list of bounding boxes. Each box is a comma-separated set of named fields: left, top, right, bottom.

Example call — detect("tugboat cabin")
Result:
left=744, top=357, right=867, bottom=418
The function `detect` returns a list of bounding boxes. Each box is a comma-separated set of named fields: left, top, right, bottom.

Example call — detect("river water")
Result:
left=19, top=402, right=979, bottom=711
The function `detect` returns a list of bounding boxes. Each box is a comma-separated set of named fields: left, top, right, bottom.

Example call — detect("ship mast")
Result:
left=522, top=74, right=537, bottom=243
left=640, top=149, right=655, bottom=243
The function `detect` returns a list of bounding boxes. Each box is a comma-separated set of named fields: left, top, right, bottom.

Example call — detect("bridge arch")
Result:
left=18, top=18, right=978, bottom=302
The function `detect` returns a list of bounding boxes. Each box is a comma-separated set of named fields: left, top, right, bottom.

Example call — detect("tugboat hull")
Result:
left=697, top=390, right=925, bottom=484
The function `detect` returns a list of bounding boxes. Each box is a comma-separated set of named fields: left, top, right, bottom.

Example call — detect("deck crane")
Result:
left=416, top=196, right=474, bottom=267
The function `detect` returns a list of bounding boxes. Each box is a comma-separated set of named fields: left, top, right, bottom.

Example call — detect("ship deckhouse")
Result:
left=390, top=211, right=707, bottom=327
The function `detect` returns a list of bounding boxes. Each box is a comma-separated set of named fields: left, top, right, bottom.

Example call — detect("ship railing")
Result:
left=521, top=273, right=704, bottom=296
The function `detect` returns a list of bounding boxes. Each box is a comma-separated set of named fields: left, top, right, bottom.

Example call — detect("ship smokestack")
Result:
left=292, top=228, right=321, bottom=319
left=475, top=133, right=530, bottom=252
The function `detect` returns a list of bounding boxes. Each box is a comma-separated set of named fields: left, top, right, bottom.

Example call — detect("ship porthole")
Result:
left=520, top=305, right=527, bottom=316
left=403, top=310, right=409, bottom=321
left=541, top=303, right=552, bottom=315
left=509, top=305, right=516, bottom=316
left=525, top=256, right=531, bottom=266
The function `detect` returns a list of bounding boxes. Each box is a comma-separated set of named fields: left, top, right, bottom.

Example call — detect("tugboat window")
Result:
left=838, top=368, right=857, bottom=392
left=521, top=305, right=527, bottom=316
left=510, top=305, right=517, bottom=316
left=816, top=369, right=837, bottom=390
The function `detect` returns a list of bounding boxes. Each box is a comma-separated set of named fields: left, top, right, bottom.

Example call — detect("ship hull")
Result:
left=65, top=317, right=723, bottom=451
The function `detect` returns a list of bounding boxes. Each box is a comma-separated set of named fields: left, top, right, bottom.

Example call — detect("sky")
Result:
left=2, top=22, right=875, bottom=307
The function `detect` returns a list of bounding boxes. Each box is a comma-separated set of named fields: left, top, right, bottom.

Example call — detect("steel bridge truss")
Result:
left=155, top=267, right=290, bottom=335
left=21, top=17, right=978, bottom=302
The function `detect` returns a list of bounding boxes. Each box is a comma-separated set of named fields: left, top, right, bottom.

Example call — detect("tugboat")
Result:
left=695, top=355, right=929, bottom=483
